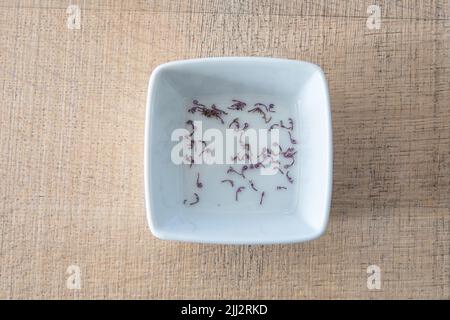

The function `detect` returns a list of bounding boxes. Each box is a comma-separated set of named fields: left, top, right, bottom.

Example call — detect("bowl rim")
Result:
left=144, top=57, right=332, bottom=244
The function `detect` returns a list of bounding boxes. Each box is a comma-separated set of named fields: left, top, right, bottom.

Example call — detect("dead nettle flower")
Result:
left=190, top=193, right=200, bottom=205
left=255, top=103, right=275, bottom=113
left=244, top=153, right=250, bottom=161
left=258, top=149, right=287, bottom=172
left=269, top=123, right=280, bottom=131
left=280, top=118, right=294, bottom=131
left=281, top=147, right=297, bottom=158
left=221, top=179, right=234, bottom=187
left=228, top=100, right=247, bottom=111
left=183, top=135, right=194, bottom=150
left=288, top=131, right=297, bottom=144
left=184, top=193, right=200, bottom=205
left=256, top=146, right=284, bottom=170
left=277, top=186, right=287, bottom=190
left=260, top=158, right=282, bottom=174
left=231, top=138, right=253, bottom=162
left=211, top=104, right=228, bottom=115
left=249, top=180, right=258, bottom=191
left=262, top=145, right=280, bottom=157
left=240, top=165, right=249, bottom=178
left=267, top=159, right=281, bottom=167
left=227, top=166, right=245, bottom=179
left=257, top=147, right=277, bottom=165
left=269, top=118, right=294, bottom=131
left=229, top=117, right=240, bottom=129
left=184, top=155, right=195, bottom=168
left=196, top=172, right=203, bottom=188
left=231, top=152, right=252, bottom=162
left=259, top=192, right=265, bottom=205
left=256, top=162, right=266, bottom=168
left=248, top=162, right=265, bottom=170
left=189, top=99, right=206, bottom=109
left=286, top=171, right=294, bottom=184
left=189, top=139, right=207, bottom=156
left=188, top=100, right=227, bottom=124
left=200, top=147, right=213, bottom=156
left=243, top=143, right=253, bottom=161
left=281, top=147, right=297, bottom=169
left=235, top=186, right=245, bottom=201
left=257, top=146, right=268, bottom=158
left=270, top=142, right=281, bottom=155
left=239, top=133, right=256, bottom=154
left=277, top=144, right=283, bottom=153
left=248, top=106, right=272, bottom=124
left=284, top=157, right=295, bottom=169
left=185, top=119, right=195, bottom=136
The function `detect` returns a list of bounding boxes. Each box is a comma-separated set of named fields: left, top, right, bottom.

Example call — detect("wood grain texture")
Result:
left=0, top=0, right=449, bottom=299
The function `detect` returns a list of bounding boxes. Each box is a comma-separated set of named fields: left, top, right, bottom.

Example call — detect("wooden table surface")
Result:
left=0, top=0, right=449, bottom=299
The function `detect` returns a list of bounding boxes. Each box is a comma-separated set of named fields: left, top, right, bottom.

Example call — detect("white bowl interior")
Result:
left=146, top=58, right=331, bottom=244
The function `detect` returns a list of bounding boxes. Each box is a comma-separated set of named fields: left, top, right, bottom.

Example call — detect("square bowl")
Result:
left=145, top=57, right=332, bottom=244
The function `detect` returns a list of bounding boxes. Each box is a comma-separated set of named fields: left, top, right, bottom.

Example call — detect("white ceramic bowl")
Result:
left=145, top=57, right=332, bottom=244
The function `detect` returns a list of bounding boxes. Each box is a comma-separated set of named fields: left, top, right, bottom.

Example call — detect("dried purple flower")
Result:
left=255, top=103, right=275, bottom=113
left=269, top=123, right=280, bottom=131
left=284, top=157, right=295, bottom=169
left=189, top=193, right=200, bottom=205
left=254, top=162, right=265, bottom=169
left=211, top=104, right=228, bottom=115
left=288, top=131, right=297, bottom=144
left=185, top=120, right=195, bottom=135
left=281, top=147, right=297, bottom=158
left=192, top=100, right=206, bottom=108
left=229, top=117, right=240, bottom=129
left=286, top=171, right=294, bottom=184
left=280, top=118, right=294, bottom=131
left=240, top=165, right=249, bottom=178
left=184, top=155, right=195, bottom=168
left=259, top=192, right=265, bottom=205
left=227, top=166, right=245, bottom=178
left=188, top=100, right=226, bottom=124
left=221, top=179, right=234, bottom=187
left=248, top=106, right=272, bottom=124
left=196, top=172, right=203, bottom=188
left=228, top=100, right=247, bottom=111
left=235, top=187, right=245, bottom=201
left=249, top=180, right=258, bottom=191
